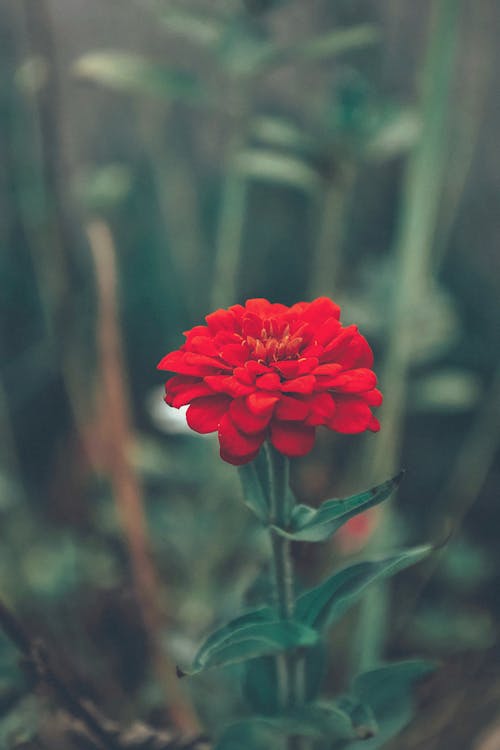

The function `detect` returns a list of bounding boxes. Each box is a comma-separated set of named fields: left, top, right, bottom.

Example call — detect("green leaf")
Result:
left=274, top=473, right=403, bottom=542
left=72, top=52, right=203, bottom=101
left=160, top=8, right=223, bottom=46
left=182, top=617, right=317, bottom=676
left=238, top=462, right=268, bottom=522
left=336, top=695, right=378, bottom=740
left=243, top=641, right=327, bottom=715
left=254, top=24, right=380, bottom=75
left=295, top=545, right=431, bottom=631
left=214, top=703, right=357, bottom=749
left=346, top=660, right=436, bottom=749
left=354, top=660, right=436, bottom=709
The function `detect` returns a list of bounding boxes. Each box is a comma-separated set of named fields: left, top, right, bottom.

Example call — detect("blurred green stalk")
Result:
left=356, top=0, right=463, bottom=672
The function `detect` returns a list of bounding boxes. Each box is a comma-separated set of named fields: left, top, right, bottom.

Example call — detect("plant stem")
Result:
left=265, top=444, right=305, bottom=749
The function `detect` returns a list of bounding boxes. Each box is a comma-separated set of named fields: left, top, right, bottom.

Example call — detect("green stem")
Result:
left=265, top=444, right=305, bottom=750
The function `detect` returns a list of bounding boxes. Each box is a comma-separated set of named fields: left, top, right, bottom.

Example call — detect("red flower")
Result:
left=158, top=297, right=382, bottom=465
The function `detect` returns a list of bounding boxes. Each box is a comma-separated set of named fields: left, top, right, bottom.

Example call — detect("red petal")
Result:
left=233, top=366, right=254, bottom=385
left=270, top=421, right=316, bottom=457
left=220, top=445, right=261, bottom=466
left=327, top=368, right=377, bottom=393
left=256, top=373, right=282, bottom=391
left=301, top=297, right=341, bottom=324
left=204, top=375, right=254, bottom=397
left=218, top=413, right=266, bottom=459
left=220, top=343, right=250, bottom=366
left=214, top=330, right=240, bottom=347
left=189, top=336, right=220, bottom=357
left=244, top=298, right=272, bottom=315
left=245, top=360, right=272, bottom=376
left=281, top=375, right=316, bottom=394
left=273, top=358, right=318, bottom=379
left=157, top=350, right=186, bottom=371
left=323, top=329, right=374, bottom=369
left=328, top=397, right=372, bottom=434
left=304, top=393, right=336, bottom=426
left=157, top=350, right=208, bottom=376
left=230, top=398, right=272, bottom=434
left=241, top=312, right=263, bottom=338
left=313, top=363, right=343, bottom=376
left=184, top=352, right=231, bottom=371
left=205, top=308, right=236, bottom=333
left=368, top=415, right=381, bottom=431
left=186, top=396, right=230, bottom=433
left=361, top=388, right=383, bottom=407
left=183, top=325, right=210, bottom=344
left=165, top=375, right=214, bottom=407
left=246, top=392, right=279, bottom=416
left=274, top=396, right=309, bottom=421
left=315, top=317, right=342, bottom=345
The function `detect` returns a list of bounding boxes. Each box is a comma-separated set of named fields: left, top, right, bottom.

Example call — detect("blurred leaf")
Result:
left=219, top=23, right=379, bottom=78
left=440, top=536, right=493, bottom=589
left=250, top=116, right=316, bottom=156
left=243, top=641, right=327, bottom=715
left=293, top=24, right=380, bottom=63
left=183, top=614, right=318, bottom=675
left=235, top=149, right=320, bottom=192
left=336, top=696, right=378, bottom=741
left=72, top=52, right=204, bottom=101
left=258, top=24, right=380, bottom=74
left=217, top=21, right=273, bottom=77
left=353, top=660, right=435, bottom=709
left=74, top=163, right=133, bottom=212
left=15, top=56, right=49, bottom=94
left=411, top=605, right=495, bottom=652
left=160, top=8, right=223, bottom=46
left=409, top=368, right=481, bottom=414
left=364, top=107, right=421, bottom=160
left=345, top=660, right=436, bottom=749
left=295, top=546, right=431, bottom=631
left=214, top=702, right=356, bottom=749
left=238, top=462, right=268, bottom=522
left=273, top=473, right=402, bottom=542
left=0, top=695, right=40, bottom=748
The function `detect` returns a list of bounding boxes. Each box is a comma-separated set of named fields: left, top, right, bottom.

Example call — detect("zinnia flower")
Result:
left=158, top=297, right=382, bottom=465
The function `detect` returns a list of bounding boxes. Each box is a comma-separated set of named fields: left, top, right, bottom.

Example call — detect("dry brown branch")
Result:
left=86, top=219, right=200, bottom=734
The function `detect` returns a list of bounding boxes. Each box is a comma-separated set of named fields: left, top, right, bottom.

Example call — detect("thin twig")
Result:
left=0, top=598, right=121, bottom=750
left=87, top=219, right=201, bottom=734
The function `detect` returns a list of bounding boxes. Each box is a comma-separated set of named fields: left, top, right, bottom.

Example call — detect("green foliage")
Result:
left=243, top=641, right=327, bottom=715
left=274, top=473, right=403, bottom=542
left=295, top=546, right=432, bottom=631
left=238, top=462, right=269, bottom=522
left=183, top=617, right=318, bottom=676
left=72, top=52, right=204, bottom=100
left=214, top=702, right=357, bottom=749
left=344, top=660, right=437, bottom=749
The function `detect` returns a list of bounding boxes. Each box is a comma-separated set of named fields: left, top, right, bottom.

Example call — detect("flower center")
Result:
left=245, top=321, right=304, bottom=363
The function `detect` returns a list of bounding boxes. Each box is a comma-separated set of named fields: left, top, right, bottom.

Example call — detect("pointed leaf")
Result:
left=214, top=703, right=357, bottom=749
left=182, top=619, right=317, bottom=675
left=274, top=473, right=402, bottom=542
left=73, top=52, right=203, bottom=101
left=347, top=660, right=437, bottom=749
left=184, top=607, right=273, bottom=673
left=353, top=660, right=436, bottom=712
left=295, top=545, right=431, bottom=631
left=336, top=696, right=378, bottom=740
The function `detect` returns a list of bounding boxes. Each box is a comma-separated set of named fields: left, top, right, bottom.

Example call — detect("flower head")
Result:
left=158, top=297, right=382, bottom=465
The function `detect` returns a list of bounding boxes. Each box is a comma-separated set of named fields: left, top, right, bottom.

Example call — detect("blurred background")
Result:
left=1, top=0, right=500, bottom=748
